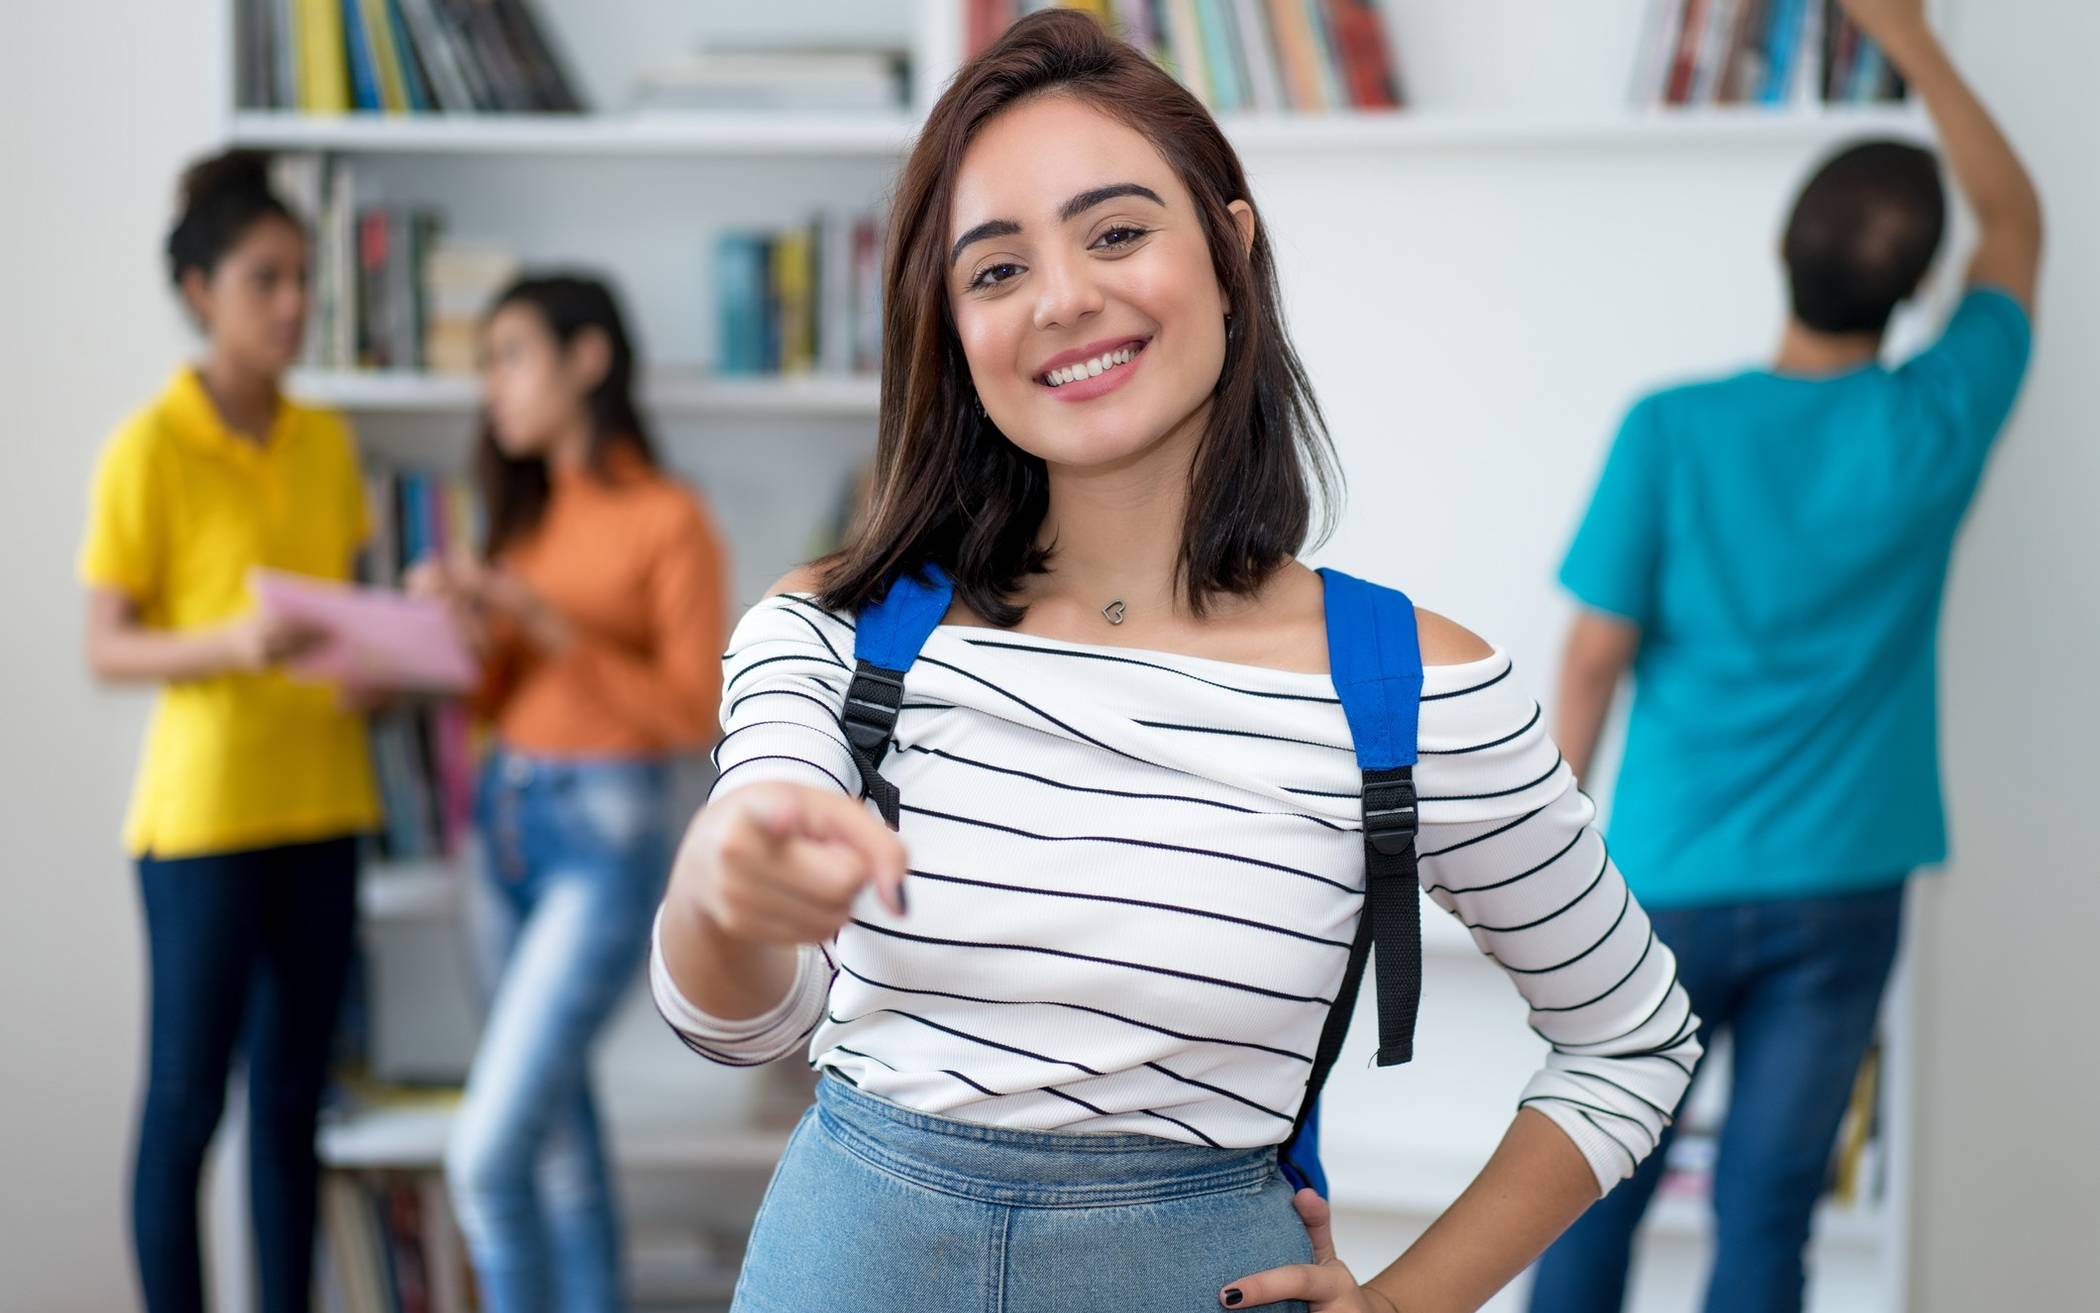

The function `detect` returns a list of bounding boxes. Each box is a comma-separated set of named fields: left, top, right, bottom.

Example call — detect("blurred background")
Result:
left=2, top=1, right=2094, bottom=1310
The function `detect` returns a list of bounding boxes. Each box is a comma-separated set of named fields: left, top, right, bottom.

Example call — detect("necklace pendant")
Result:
left=1102, top=599, right=1126, bottom=626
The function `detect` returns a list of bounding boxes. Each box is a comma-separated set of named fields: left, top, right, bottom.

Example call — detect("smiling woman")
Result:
left=651, top=11, right=1701, bottom=1313
left=818, top=27, right=1337, bottom=631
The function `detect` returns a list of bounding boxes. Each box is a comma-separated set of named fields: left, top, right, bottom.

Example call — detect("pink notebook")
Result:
left=253, top=568, right=478, bottom=692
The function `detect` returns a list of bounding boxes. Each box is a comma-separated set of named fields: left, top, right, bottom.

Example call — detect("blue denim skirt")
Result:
left=731, top=1074, right=1313, bottom=1312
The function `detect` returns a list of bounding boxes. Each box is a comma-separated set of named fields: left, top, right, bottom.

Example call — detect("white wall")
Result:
left=0, top=6, right=219, bottom=1311
left=1902, top=2, right=2100, bottom=1307
left=1, top=3, right=2091, bottom=1311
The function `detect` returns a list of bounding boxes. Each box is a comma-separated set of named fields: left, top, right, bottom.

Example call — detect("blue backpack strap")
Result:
left=1278, top=567, right=1425, bottom=1198
left=841, top=564, right=954, bottom=827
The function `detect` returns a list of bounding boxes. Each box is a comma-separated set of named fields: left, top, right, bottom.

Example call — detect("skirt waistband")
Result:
left=811, top=1073, right=1281, bottom=1208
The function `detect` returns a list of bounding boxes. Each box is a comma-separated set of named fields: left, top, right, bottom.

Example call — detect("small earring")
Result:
left=973, top=393, right=987, bottom=419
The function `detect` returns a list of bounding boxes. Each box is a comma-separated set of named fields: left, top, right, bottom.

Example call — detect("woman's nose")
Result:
left=1031, top=252, right=1105, bottom=333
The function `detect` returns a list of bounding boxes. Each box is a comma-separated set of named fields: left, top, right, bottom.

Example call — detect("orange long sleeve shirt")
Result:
left=480, top=451, right=729, bottom=757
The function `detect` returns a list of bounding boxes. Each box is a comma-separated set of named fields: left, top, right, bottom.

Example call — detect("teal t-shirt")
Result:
left=1560, top=288, right=2032, bottom=907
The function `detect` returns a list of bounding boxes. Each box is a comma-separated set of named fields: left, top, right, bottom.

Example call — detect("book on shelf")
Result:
left=323, top=1171, right=474, bottom=1313
left=276, top=154, right=519, bottom=374
left=715, top=207, right=887, bottom=378
left=238, top=0, right=583, bottom=114
left=1655, top=1037, right=1888, bottom=1214
left=627, top=48, right=910, bottom=114
left=1632, top=0, right=1908, bottom=108
left=358, top=467, right=483, bottom=864
left=967, top=0, right=1401, bottom=113
left=1829, top=1036, right=1884, bottom=1207
left=423, top=244, right=522, bottom=375
left=358, top=207, right=443, bottom=371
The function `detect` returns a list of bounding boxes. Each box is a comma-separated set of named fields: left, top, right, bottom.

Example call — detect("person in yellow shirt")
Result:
left=80, top=150, right=377, bottom=1313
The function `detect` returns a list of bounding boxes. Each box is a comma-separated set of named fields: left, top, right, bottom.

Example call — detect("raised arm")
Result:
left=1842, top=0, right=2043, bottom=307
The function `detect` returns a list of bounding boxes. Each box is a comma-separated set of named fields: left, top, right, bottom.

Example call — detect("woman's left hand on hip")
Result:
left=1218, top=1187, right=1400, bottom=1311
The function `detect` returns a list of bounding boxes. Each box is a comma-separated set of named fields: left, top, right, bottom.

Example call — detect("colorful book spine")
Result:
left=344, top=0, right=384, bottom=110
left=1195, top=0, right=1246, bottom=111
left=1161, top=0, right=1213, bottom=106
left=383, top=0, right=433, bottom=110
left=1300, top=0, right=1346, bottom=109
left=1325, top=0, right=1401, bottom=108
left=296, top=0, right=352, bottom=112
left=1760, top=0, right=1807, bottom=103
left=359, top=0, right=412, bottom=111
left=1231, top=0, right=1286, bottom=113
left=715, top=234, right=771, bottom=377
left=357, top=468, right=482, bottom=862
left=772, top=229, right=815, bottom=374
left=717, top=210, right=888, bottom=378
left=961, top=0, right=1404, bottom=114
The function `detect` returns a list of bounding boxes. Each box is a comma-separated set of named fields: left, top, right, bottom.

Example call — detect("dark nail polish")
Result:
left=1223, top=1290, right=1244, bottom=1307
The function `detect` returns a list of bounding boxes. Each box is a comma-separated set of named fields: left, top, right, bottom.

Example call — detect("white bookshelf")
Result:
left=319, top=1097, right=794, bottom=1174
left=213, top=4, right=1927, bottom=1312
left=358, top=857, right=459, bottom=920
left=230, top=103, right=1926, bottom=158
left=291, top=367, right=882, bottom=418
left=1334, top=1145, right=1890, bottom=1248
left=228, top=109, right=920, bottom=156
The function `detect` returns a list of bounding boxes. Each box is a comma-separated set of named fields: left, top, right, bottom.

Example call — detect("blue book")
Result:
left=1195, top=0, right=1244, bottom=111
left=715, top=234, right=771, bottom=376
left=383, top=0, right=431, bottom=111
left=1848, top=41, right=1886, bottom=102
left=1760, top=0, right=1805, bottom=104
left=341, top=0, right=382, bottom=111
left=400, top=474, right=430, bottom=564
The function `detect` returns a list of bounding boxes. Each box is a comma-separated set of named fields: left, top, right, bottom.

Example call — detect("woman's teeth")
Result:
left=1042, top=343, right=1141, bottom=387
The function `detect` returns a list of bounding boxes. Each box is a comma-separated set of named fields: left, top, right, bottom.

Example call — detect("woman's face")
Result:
left=946, top=93, right=1251, bottom=472
left=188, top=216, right=310, bottom=377
left=479, top=303, right=600, bottom=458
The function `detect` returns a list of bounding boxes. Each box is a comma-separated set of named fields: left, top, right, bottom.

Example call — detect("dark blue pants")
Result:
left=1527, top=883, right=1905, bottom=1313
left=131, top=836, right=360, bottom=1313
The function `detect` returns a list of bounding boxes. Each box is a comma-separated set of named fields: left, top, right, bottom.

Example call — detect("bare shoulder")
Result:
left=1414, top=607, right=1497, bottom=667
left=766, top=562, right=831, bottom=597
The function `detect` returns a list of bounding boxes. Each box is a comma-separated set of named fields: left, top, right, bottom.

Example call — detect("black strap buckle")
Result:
left=1362, top=771, right=1418, bottom=860
left=841, top=664, right=906, bottom=763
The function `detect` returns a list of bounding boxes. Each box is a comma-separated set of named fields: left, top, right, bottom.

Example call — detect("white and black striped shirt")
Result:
left=652, top=592, right=1701, bottom=1194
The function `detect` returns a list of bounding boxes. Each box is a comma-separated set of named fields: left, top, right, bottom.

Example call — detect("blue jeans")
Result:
left=446, top=750, right=671, bottom=1313
left=132, top=835, right=360, bottom=1313
left=1527, top=882, right=1906, bottom=1313
left=732, top=1073, right=1316, bottom=1312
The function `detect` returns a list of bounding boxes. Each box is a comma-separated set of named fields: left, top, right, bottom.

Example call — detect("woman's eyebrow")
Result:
left=951, top=218, right=1021, bottom=267
left=949, top=182, right=1168, bottom=267
left=1058, top=182, right=1164, bottom=222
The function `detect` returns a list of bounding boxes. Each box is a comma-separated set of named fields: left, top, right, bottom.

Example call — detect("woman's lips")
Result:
left=1038, top=340, right=1148, bottom=404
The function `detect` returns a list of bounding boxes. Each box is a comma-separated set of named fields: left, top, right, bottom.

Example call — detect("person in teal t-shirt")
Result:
left=1529, top=2, right=2042, bottom=1311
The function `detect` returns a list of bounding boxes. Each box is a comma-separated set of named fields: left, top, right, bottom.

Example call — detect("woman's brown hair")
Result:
left=815, top=9, right=1337, bottom=624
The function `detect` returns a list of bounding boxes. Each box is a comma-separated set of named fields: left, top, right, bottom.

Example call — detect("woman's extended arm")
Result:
left=84, top=586, right=317, bottom=684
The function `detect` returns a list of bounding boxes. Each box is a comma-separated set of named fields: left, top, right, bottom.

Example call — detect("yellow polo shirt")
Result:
left=80, top=368, right=381, bottom=858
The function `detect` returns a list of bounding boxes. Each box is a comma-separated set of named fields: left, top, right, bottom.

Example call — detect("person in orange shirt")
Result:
left=408, top=275, right=728, bottom=1313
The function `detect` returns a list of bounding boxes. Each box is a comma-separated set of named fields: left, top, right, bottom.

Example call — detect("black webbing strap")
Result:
left=841, top=661, right=907, bottom=828
left=1363, top=764, right=1423, bottom=1067
left=1276, top=763, right=1423, bottom=1173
